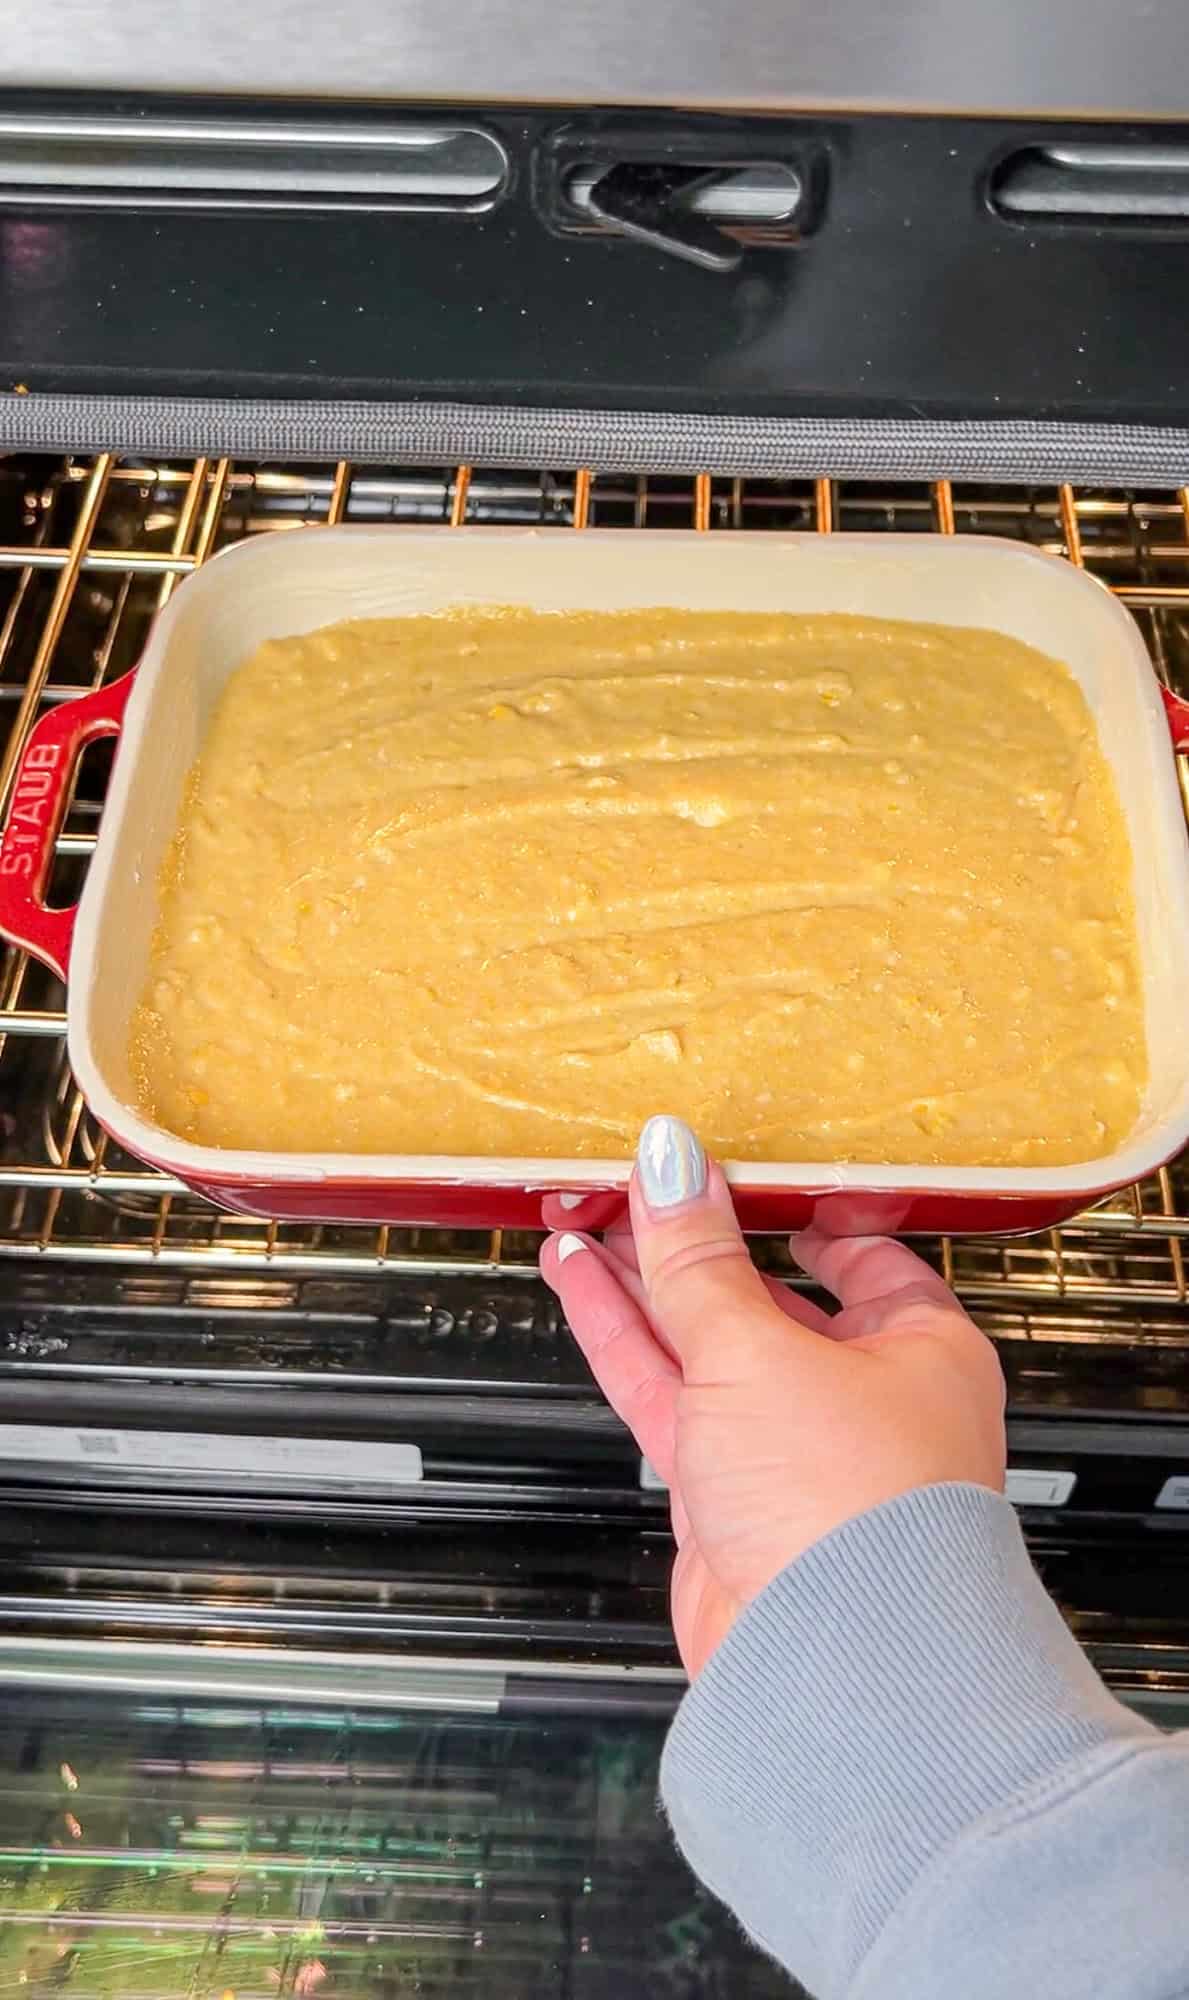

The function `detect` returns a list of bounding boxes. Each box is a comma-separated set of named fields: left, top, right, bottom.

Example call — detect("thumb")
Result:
left=631, top=1116, right=807, bottom=1370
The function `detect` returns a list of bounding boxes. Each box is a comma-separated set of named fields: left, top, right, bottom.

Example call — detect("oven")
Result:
left=0, top=455, right=1186, bottom=1993
left=2, top=33, right=1189, bottom=1990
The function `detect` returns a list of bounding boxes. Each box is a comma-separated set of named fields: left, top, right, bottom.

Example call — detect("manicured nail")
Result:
left=556, top=1232, right=587, bottom=1264
left=637, top=1115, right=707, bottom=1209
left=558, top=1191, right=586, bottom=1210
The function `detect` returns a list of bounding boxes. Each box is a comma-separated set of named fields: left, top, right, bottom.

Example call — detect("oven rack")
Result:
left=1, top=455, right=1188, bottom=1339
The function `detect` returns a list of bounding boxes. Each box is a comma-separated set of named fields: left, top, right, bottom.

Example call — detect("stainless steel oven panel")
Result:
left=4, top=0, right=1189, bottom=121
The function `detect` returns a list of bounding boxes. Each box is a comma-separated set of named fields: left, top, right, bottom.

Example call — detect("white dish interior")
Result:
left=68, top=526, right=1189, bottom=1193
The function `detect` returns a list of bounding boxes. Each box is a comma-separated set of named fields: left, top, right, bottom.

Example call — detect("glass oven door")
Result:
left=0, top=1650, right=792, bottom=2000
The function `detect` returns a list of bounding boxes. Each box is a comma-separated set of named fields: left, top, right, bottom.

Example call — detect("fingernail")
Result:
left=637, top=1115, right=707, bottom=1209
left=556, top=1232, right=587, bottom=1264
left=558, top=1191, right=586, bottom=1210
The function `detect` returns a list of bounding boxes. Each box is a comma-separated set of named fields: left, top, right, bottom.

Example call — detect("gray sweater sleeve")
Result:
left=660, top=1482, right=1189, bottom=2000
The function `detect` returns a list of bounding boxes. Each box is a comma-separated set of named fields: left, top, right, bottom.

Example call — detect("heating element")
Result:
left=1, top=456, right=1188, bottom=1340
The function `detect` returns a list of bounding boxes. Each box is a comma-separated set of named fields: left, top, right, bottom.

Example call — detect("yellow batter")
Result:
left=131, top=607, right=1146, bottom=1166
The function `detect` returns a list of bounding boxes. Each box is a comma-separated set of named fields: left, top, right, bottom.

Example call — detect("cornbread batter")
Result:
left=132, top=608, right=1146, bottom=1165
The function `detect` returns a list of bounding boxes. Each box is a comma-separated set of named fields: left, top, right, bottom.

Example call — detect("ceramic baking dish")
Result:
left=2, top=525, right=1189, bottom=1236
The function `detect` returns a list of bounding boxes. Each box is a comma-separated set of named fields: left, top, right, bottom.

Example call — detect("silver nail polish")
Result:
left=637, top=1115, right=707, bottom=1209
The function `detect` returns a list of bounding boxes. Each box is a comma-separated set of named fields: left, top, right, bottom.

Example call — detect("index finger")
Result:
left=541, top=1231, right=681, bottom=1484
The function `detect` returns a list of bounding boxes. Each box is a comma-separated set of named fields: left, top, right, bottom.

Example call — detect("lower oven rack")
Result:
left=1, top=456, right=1188, bottom=1342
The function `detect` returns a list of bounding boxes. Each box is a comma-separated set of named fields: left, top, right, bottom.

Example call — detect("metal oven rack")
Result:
left=2, top=454, right=1189, bottom=1352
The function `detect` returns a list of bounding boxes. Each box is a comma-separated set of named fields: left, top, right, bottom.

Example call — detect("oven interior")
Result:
left=1, top=453, right=1189, bottom=1991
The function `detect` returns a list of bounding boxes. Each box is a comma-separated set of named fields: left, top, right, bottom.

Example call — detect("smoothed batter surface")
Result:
left=132, top=608, right=1146, bottom=1165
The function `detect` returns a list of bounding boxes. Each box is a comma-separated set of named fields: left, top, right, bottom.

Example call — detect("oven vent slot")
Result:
left=993, top=143, right=1189, bottom=223
left=542, top=121, right=824, bottom=266
left=0, top=111, right=508, bottom=213
left=567, top=162, right=802, bottom=227
left=563, top=160, right=804, bottom=270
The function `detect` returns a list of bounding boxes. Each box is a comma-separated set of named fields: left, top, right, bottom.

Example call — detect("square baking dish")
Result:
left=2, top=524, right=1188, bottom=1235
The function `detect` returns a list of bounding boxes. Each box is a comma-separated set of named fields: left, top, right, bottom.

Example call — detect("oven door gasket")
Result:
left=3, top=393, right=1189, bottom=486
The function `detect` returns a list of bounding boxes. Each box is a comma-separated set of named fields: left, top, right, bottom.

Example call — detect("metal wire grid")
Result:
left=1, top=455, right=1189, bottom=1334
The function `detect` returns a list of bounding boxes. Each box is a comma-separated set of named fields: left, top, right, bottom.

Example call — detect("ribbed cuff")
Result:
left=660, top=1482, right=1155, bottom=2000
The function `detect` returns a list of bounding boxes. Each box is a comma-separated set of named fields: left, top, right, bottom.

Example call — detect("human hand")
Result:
left=541, top=1116, right=1006, bottom=1678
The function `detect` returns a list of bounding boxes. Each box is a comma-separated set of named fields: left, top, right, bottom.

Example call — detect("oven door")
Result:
left=0, top=1629, right=1183, bottom=2000
left=0, top=1649, right=785, bottom=1999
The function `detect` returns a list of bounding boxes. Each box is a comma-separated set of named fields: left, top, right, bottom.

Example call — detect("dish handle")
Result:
left=1164, top=683, right=1189, bottom=753
left=0, top=671, right=136, bottom=982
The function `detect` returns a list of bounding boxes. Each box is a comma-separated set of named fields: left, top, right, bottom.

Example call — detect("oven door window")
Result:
left=0, top=1669, right=794, bottom=1998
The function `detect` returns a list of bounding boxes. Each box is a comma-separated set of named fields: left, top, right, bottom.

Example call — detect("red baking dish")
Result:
left=2, top=525, right=1189, bottom=1236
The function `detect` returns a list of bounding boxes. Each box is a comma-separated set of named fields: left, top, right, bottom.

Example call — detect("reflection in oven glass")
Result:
left=0, top=1687, right=796, bottom=1997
